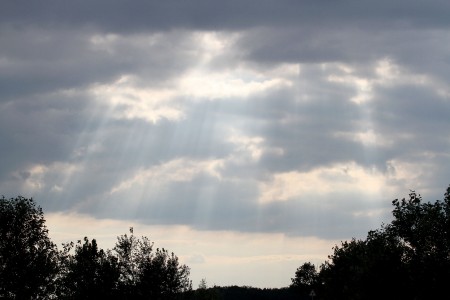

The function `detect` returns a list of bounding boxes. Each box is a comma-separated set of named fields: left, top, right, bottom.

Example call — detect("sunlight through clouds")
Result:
left=110, top=158, right=224, bottom=194
left=179, top=32, right=296, bottom=100
left=258, top=162, right=392, bottom=204
left=13, top=162, right=81, bottom=195
left=2, top=0, right=450, bottom=289
left=227, top=130, right=284, bottom=163
left=87, top=31, right=297, bottom=124
left=90, top=76, right=183, bottom=123
left=179, top=70, right=292, bottom=100
left=333, top=129, right=394, bottom=147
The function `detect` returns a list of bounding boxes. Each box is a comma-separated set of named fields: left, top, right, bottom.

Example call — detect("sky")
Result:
left=1, top=0, right=450, bottom=288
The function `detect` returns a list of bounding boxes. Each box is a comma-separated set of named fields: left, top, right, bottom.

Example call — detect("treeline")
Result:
left=0, top=196, right=191, bottom=299
left=290, top=186, right=450, bottom=300
left=1, top=185, right=450, bottom=299
left=190, top=285, right=299, bottom=300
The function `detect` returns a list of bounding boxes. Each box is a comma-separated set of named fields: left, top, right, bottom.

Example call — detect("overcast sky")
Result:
left=1, top=0, right=450, bottom=288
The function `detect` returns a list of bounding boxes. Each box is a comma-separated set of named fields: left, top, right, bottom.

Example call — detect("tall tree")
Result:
left=318, top=231, right=408, bottom=300
left=113, top=228, right=192, bottom=299
left=58, top=237, right=120, bottom=299
left=0, top=196, right=59, bottom=299
left=387, top=189, right=450, bottom=298
left=290, top=262, right=318, bottom=297
left=305, top=186, right=450, bottom=300
left=138, top=247, right=192, bottom=299
left=113, top=228, right=142, bottom=297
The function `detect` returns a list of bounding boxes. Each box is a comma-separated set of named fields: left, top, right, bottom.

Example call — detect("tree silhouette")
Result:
left=387, top=188, right=450, bottom=298
left=290, top=262, right=318, bottom=297
left=318, top=232, right=408, bottom=300
left=295, top=185, right=450, bottom=300
left=113, top=228, right=192, bottom=299
left=58, top=237, right=120, bottom=299
left=0, top=196, right=59, bottom=299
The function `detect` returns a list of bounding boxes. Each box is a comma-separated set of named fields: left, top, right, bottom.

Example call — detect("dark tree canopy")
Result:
left=114, top=228, right=192, bottom=299
left=292, top=185, right=450, bottom=300
left=318, top=231, right=408, bottom=300
left=386, top=188, right=450, bottom=298
left=0, top=197, right=192, bottom=299
left=57, top=229, right=192, bottom=299
left=0, top=196, right=59, bottom=299
left=3, top=185, right=450, bottom=300
left=58, top=237, right=120, bottom=299
left=290, top=262, right=318, bottom=297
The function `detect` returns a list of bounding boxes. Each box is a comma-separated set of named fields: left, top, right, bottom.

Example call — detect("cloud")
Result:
left=1, top=0, right=450, bottom=287
left=3, top=1, right=450, bottom=33
left=258, top=162, right=390, bottom=204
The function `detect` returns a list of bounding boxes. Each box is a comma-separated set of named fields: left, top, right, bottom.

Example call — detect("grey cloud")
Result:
left=0, top=92, right=92, bottom=179
left=236, top=26, right=447, bottom=70
left=2, top=57, right=448, bottom=239
left=1, top=0, right=450, bottom=241
left=2, top=1, right=450, bottom=33
left=369, top=85, right=450, bottom=170
left=73, top=169, right=393, bottom=240
left=0, top=27, right=200, bottom=100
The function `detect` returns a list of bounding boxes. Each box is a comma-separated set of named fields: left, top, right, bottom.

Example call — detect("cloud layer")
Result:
left=1, top=0, right=450, bottom=286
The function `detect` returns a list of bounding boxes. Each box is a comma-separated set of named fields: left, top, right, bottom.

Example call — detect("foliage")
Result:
left=0, top=197, right=191, bottom=299
left=194, top=286, right=299, bottom=300
left=293, top=185, right=450, bottom=300
left=198, top=278, right=208, bottom=290
left=58, top=237, right=120, bottom=299
left=0, top=196, right=59, bottom=299
left=4, top=185, right=450, bottom=299
left=290, top=262, right=318, bottom=297
left=193, top=278, right=222, bottom=300
left=318, top=231, right=408, bottom=300
left=113, top=228, right=192, bottom=299
left=113, top=227, right=143, bottom=296
left=387, top=188, right=450, bottom=298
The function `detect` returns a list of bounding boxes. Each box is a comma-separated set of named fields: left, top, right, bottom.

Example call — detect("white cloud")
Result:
left=327, top=72, right=372, bottom=104
left=13, top=162, right=81, bottom=194
left=2, top=1, right=450, bottom=289
left=259, top=162, right=392, bottom=204
left=325, top=58, right=447, bottom=106
left=178, top=32, right=295, bottom=100
left=334, top=129, right=394, bottom=147
left=90, top=76, right=183, bottom=123
left=227, top=131, right=284, bottom=163
left=179, top=70, right=290, bottom=100
left=110, top=158, right=224, bottom=194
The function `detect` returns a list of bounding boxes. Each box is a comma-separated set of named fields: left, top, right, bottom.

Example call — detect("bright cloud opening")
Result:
left=259, top=162, right=391, bottom=204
